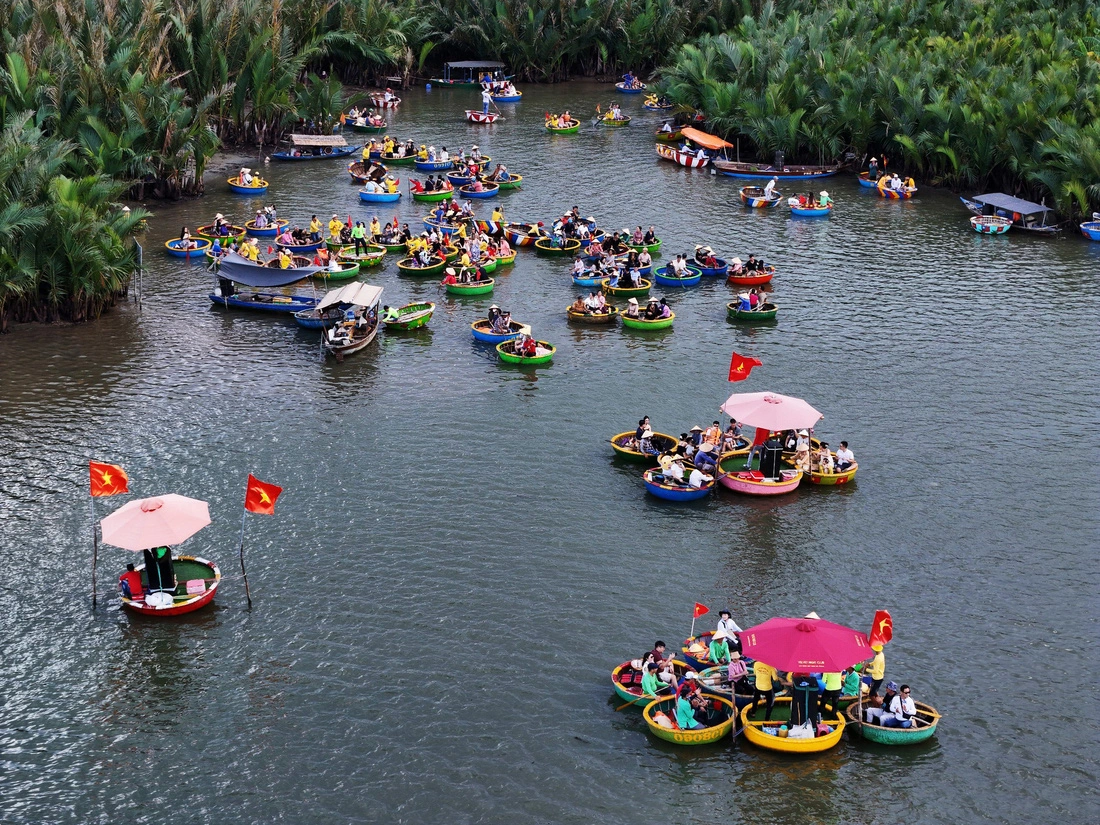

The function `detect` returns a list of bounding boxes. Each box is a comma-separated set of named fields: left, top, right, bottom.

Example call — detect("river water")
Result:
left=1, top=83, right=1098, bottom=824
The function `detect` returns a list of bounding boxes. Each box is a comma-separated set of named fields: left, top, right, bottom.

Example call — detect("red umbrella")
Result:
left=740, top=616, right=871, bottom=672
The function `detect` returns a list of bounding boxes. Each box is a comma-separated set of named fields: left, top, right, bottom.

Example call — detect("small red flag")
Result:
left=869, top=609, right=893, bottom=646
left=267, top=245, right=273, bottom=254
left=693, top=602, right=709, bottom=619
left=728, top=351, right=763, bottom=382
left=89, top=461, right=129, bottom=497
left=244, top=473, right=283, bottom=515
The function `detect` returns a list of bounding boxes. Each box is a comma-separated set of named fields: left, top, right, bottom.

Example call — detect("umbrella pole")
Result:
left=89, top=495, right=98, bottom=607
left=238, top=508, right=253, bottom=609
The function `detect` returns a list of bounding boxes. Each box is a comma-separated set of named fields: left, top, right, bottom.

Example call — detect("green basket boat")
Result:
left=845, top=701, right=941, bottom=745
left=496, top=251, right=516, bottom=265
left=496, top=339, right=556, bottom=365
left=381, top=241, right=409, bottom=253
left=534, top=237, right=582, bottom=256
left=546, top=119, right=581, bottom=134
left=726, top=301, right=778, bottom=321
left=337, top=244, right=386, bottom=267
left=621, top=311, right=674, bottom=330
left=442, top=245, right=460, bottom=262
left=412, top=187, right=456, bottom=202
left=445, top=277, right=494, bottom=296
left=600, top=115, right=631, bottom=127
left=602, top=278, right=652, bottom=297
left=479, top=257, right=498, bottom=274
left=397, top=255, right=446, bottom=276
left=382, top=302, right=435, bottom=331
left=494, top=175, right=523, bottom=191
left=628, top=239, right=661, bottom=254
left=312, top=261, right=360, bottom=281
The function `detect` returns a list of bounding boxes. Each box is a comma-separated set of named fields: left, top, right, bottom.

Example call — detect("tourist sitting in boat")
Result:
left=440, top=267, right=458, bottom=285
left=641, top=662, right=674, bottom=698
left=660, top=120, right=673, bottom=134
left=658, top=298, right=672, bottom=319
left=624, top=297, right=640, bottom=318
left=638, top=427, right=662, bottom=455
left=814, top=443, right=834, bottom=474
left=905, top=175, right=916, bottom=191
left=239, top=168, right=253, bottom=186
left=835, top=441, right=855, bottom=471
left=728, top=257, right=743, bottom=276
left=708, top=630, right=732, bottom=665
left=570, top=295, right=588, bottom=314
left=819, top=190, right=832, bottom=206
left=630, top=226, right=644, bottom=245
left=118, top=563, right=143, bottom=600
left=675, top=686, right=707, bottom=731
left=866, top=682, right=901, bottom=725
left=643, top=299, right=661, bottom=320
left=737, top=292, right=752, bottom=311
left=694, top=443, right=718, bottom=474
left=178, top=227, right=198, bottom=249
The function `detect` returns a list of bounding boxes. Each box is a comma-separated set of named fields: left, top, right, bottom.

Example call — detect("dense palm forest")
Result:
left=0, top=0, right=1095, bottom=327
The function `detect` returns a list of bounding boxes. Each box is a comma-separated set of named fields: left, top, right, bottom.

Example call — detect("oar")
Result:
left=590, top=104, right=602, bottom=127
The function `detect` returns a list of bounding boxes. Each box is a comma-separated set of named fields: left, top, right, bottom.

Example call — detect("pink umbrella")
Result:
left=100, top=494, right=211, bottom=551
left=719, top=391, right=823, bottom=432
left=740, top=616, right=871, bottom=672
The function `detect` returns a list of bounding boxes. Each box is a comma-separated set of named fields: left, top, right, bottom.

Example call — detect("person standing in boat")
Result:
left=750, top=660, right=782, bottom=722
left=481, top=87, right=493, bottom=114
left=716, top=610, right=742, bottom=647
left=868, top=156, right=879, bottom=179
left=763, top=176, right=778, bottom=198
left=865, top=643, right=886, bottom=696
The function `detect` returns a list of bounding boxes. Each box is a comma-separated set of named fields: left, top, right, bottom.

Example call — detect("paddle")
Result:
left=590, top=104, right=602, bottom=127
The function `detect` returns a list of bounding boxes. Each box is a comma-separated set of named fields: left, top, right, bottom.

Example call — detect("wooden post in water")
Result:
left=89, top=496, right=98, bottom=607
left=238, top=508, right=253, bottom=610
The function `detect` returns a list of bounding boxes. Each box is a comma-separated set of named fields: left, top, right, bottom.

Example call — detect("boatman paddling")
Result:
left=482, top=87, right=493, bottom=115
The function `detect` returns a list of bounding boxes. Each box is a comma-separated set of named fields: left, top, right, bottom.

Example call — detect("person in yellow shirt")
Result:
left=866, top=644, right=886, bottom=696
left=384, top=176, right=397, bottom=194
left=417, top=144, right=428, bottom=160
left=369, top=217, right=381, bottom=238
left=247, top=241, right=260, bottom=262
left=278, top=249, right=292, bottom=269
left=361, top=145, right=370, bottom=161
left=309, top=216, right=322, bottom=242
left=750, top=660, right=782, bottom=721
left=459, top=251, right=472, bottom=268
left=328, top=215, right=343, bottom=240
left=490, top=206, right=504, bottom=223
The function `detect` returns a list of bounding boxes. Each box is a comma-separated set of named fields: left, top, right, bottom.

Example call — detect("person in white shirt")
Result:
left=716, top=610, right=742, bottom=636
left=688, top=467, right=711, bottom=488
left=440, top=147, right=450, bottom=162
left=816, top=443, right=835, bottom=473
left=665, top=458, right=685, bottom=484
left=763, top=176, right=777, bottom=197
left=835, top=441, right=855, bottom=470
left=481, top=88, right=493, bottom=114
left=885, top=684, right=917, bottom=728
left=695, top=147, right=706, bottom=160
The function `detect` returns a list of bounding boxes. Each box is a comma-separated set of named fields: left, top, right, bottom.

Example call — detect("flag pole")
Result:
left=238, top=507, right=253, bottom=609
left=89, top=495, right=98, bottom=607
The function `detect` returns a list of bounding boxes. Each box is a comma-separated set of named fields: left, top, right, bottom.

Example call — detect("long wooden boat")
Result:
left=324, top=318, right=379, bottom=361
left=713, top=160, right=838, bottom=180
left=382, top=302, right=434, bottom=330
left=602, top=278, right=651, bottom=297
left=165, top=238, right=211, bottom=258
left=621, top=311, right=674, bottom=330
left=600, top=114, right=631, bottom=127
left=791, top=203, right=833, bottom=218
left=971, top=215, right=1011, bottom=234
left=271, top=145, right=358, bottom=161
left=359, top=188, right=400, bottom=203
left=546, top=118, right=581, bottom=134
left=809, top=460, right=858, bottom=486
left=496, top=339, right=555, bottom=366
left=460, top=183, right=499, bottom=199
left=227, top=177, right=268, bottom=195
left=655, top=265, right=702, bottom=287
left=445, top=278, right=494, bottom=296
left=120, top=554, right=221, bottom=617
left=717, top=456, right=801, bottom=495
left=615, top=81, right=647, bottom=94
left=694, top=258, right=729, bottom=277
left=740, top=698, right=846, bottom=754
left=415, top=158, right=454, bottom=171
left=643, top=695, right=735, bottom=745
left=470, top=319, right=530, bottom=343
left=276, top=238, right=324, bottom=253
left=960, top=195, right=1061, bottom=235
left=397, top=256, right=446, bottom=276
left=567, top=305, right=618, bottom=324
left=609, top=430, right=677, bottom=461
left=209, top=290, right=319, bottom=314
left=1079, top=221, right=1100, bottom=241
left=313, top=261, right=360, bottom=281
left=727, top=301, right=778, bottom=321
left=727, top=268, right=774, bottom=287
left=412, top=186, right=455, bottom=202
left=656, top=143, right=709, bottom=168
left=845, top=700, right=941, bottom=745
left=643, top=467, right=714, bottom=501
left=612, top=659, right=694, bottom=707
left=740, top=186, right=783, bottom=208
left=466, top=110, right=501, bottom=124
left=244, top=219, right=289, bottom=237
left=627, top=238, right=661, bottom=254
left=534, top=237, right=581, bottom=256
left=197, top=223, right=246, bottom=241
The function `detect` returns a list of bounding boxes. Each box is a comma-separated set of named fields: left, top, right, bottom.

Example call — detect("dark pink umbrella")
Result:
left=740, top=616, right=871, bottom=672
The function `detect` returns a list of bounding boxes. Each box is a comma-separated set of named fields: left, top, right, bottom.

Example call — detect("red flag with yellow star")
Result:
left=244, top=474, right=282, bottom=515
left=869, top=609, right=893, bottom=647
left=728, top=351, right=763, bottom=382
left=89, top=461, right=129, bottom=497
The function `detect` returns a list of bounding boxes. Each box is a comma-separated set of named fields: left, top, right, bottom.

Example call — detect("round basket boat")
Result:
left=695, top=258, right=729, bottom=277
left=534, top=237, right=581, bottom=256
left=615, top=81, right=647, bottom=94
left=845, top=700, right=941, bottom=745
left=492, top=91, right=522, bottom=103
left=791, top=203, right=833, bottom=218
left=119, top=554, right=221, bottom=617
left=621, top=311, right=674, bottom=331
left=196, top=223, right=246, bottom=241
left=381, top=240, right=409, bottom=253
left=810, top=461, right=858, bottom=486
left=380, top=153, right=417, bottom=166
left=602, top=278, right=652, bottom=297
left=726, top=301, right=778, bottom=322
left=227, top=177, right=268, bottom=195
left=470, top=319, right=530, bottom=343
left=276, top=238, right=323, bottom=254
left=359, top=188, right=400, bottom=203
left=567, top=306, right=618, bottom=324
left=477, top=256, right=498, bottom=274
left=654, top=265, right=702, bottom=287
left=971, top=215, right=1011, bottom=234
left=313, top=261, right=360, bottom=281
left=609, top=430, right=677, bottom=461
left=345, top=119, right=387, bottom=133
left=495, top=251, right=516, bottom=266
left=496, top=339, right=555, bottom=366
left=165, top=238, right=212, bottom=258
left=697, top=666, right=768, bottom=709
left=412, top=186, right=455, bottom=202
left=493, top=175, right=523, bottom=191
left=612, top=659, right=695, bottom=707
left=445, top=278, right=494, bottom=296
left=740, top=186, right=782, bottom=208
left=627, top=239, right=661, bottom=254
left=460, top=183, right=499, bottom=199
left=600, top=114, right=631, bottom=127
left=244, top=219, right=289, bottom=237
left=546, top=119, right=581, bottom=134
left=642, top=695, right=735, bottom=745
left=643, top=467, right=715, bottom=501
left=727, top=269, right=775, bottom=287
left=382, top=302, right=435, bottom=331
left=415, top=158, right=454, bottom=172
left=740, top=697, right=846, bottom=754
left=717, top=456, right=801, bottom=496
left=397, top=255, right=446, bottom=276
left=337, top=244, right=387, bottom=267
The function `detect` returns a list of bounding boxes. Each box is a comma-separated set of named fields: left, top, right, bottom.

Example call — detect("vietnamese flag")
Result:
left=89, top=461, right=129, bottom=497
left=728, top=351, right=763, bottom=382
left=693, top=602, right=709, bottom=618
left=869, top=609, right=893, bottom=647
left=244, top=474, right=283, bottom=515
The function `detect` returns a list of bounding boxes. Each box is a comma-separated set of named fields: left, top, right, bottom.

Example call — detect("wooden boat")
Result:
left=612, top=659, right=694, bottom=707
left=430, top=61, right=511, bottom=88
left=324, top=316, right=379, bottom=361
left=445, top=277, right=494, bottom=296
left=602, top=278, right=651, bottom=297
left=460, top=182, right=499, bottom=199
left=348, top=159, right=387, bottom=183
left=627, top=238, right=661, bottom=254
left=491, top=91, right=522, bottom=102
left=466, top=110, right=501, bottom=124
left=412, top=185, right=455, bottom=202
left=600, top=113, right=631, bottom=127
left=209, top=290, right=318, bottom=314
left=415, top=158, right=454, bottom=171
left=809, top=458, right=858, bottom=486
left=621, top=311, right=674, bottom=330
left=344, top=118, right=387, bottom=133
left=727, top=268, right=774, bottom=287
left=534, top=237, right=581, bottom=256
left=791, top=202, right=833, bottom=217
left=197, top=223, right=246, bottom=241
left=695, top=258, right=729, bottom=277
left=858, top=171, right=877, bottom=188
left=369, top=95, right=401, bottom=109
left=655, top=143, right=709, bottom=168
left=359, top=187, right=400, bottom=203
left=227, top=176, right=268, bottom=195
left=337, top=244, right=387, bottom=267
left=655, top=265, right=702, bottom=287
left=470, top=319, right=530, bottom=343
left=504, top=223, right=543, bottom=246
left=276, top=238, right=323, bottom=253
left=971, top=215, right=1011, bottom=234
left=680, top=631, right=718, bottom=670
left=165, top=238, right=211, bottom=258
left=293, top=306, right=345, bottom=329
left=876, top=182, right=915, bottom=199
left=382, top=302, right=434, bottom=330
left=1079, top=221, right=1100, bottom=241
left=713, top=160, right=838, bottom=180
left=643, top=695, right=735, bottom=745
left=643, top=95, right=674, bottom=111
left=379, top=152, right=417, bottom=166
left=313, top=261, right=360, bottom=281
left=609, top=430, right=677, bottom=461
left=492, top=174, right=523, bottom=190
left=727, top=301, right=778, bottom=322
left=740, top=186, right=782, bottom=208
left=272, top=134, right=358, bottom=161
left=961, top=193, right=1060, bottom=235
left=845, top=700, right=941, bottom=744
left=397, top=256, right=446, bottom=276
left=545, top=118, right=581, bottom=134
left=643, top=467, right=714, bottom=501
left=441, top=244, right=460, bottom=262
left=717, top=455, right=801, bottom=496
left=496, top=339, right=555, bottom=366
left=567, top=305, right=618, bottom=324
left=244, top=219, right=289, bottom=237
left=469, top=156, right=492, bottom=170
left=615, top=81, right=647, bottom=94
left=655, top=126, right=684, bottom=143
left=120, top=554, right=221, bottom=617
left=740, top=698, right=846, bottom=754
